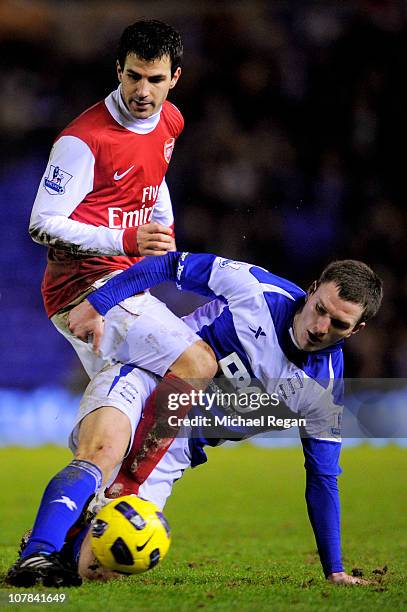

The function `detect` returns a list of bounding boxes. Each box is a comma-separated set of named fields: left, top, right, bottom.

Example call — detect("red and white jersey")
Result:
left=30, top=85, right=184, bottom=317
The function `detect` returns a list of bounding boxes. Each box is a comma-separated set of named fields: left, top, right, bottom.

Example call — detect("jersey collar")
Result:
left=288, top=325, right=301, bottom=350
left=104, top=85, right=162, bottom=134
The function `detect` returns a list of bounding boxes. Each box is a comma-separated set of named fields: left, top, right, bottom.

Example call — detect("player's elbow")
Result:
left=29, top=218, right=49, bottom=245
left=306, top=471, right=339, bottom=491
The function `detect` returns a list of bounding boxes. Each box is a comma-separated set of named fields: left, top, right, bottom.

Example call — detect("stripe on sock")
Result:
left=71, top=460, right=102, bottom=491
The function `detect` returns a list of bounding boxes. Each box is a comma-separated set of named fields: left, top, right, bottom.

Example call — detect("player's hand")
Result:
left=327, top=572, right=371, bottom=585
left=68, top=300, right=104, bottom=354
left=137, top=222, right=175, bottom=256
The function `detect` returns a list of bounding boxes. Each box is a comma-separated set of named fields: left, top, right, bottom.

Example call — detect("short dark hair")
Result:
left=117, top=19, right=183, bottom=75
left=316, top=260, right=383, bottom=323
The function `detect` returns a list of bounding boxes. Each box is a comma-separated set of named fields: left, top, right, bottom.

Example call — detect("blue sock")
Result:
left=22, top=460, right=102, bottom=558
left=72, top=524, right=91, bottom=567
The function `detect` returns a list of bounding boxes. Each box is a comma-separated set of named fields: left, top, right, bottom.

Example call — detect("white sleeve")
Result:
left=29, top=135, right=125, bottom=256
left=208, top=258, right=263, bottom=304
left=150, top=179, right=174, bottom=227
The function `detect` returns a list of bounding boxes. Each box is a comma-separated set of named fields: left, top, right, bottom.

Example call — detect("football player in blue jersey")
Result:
left=65, top=251, right=382, bottom=585
left=8, top=252, right=382, bottom=586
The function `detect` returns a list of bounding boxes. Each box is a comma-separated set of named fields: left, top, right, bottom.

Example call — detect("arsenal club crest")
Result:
left=163, top=138, right=175, bottom=164
left=44, top=165, right=73, bottom=195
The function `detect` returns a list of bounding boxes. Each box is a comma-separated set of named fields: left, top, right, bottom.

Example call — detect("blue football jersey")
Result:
left=179, top=254, right=344, bottom=441
left=88, top=251, right=346, bottom=577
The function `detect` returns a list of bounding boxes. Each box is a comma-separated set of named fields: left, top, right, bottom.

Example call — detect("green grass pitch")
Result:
left=0, top=444, right=406, bottom=611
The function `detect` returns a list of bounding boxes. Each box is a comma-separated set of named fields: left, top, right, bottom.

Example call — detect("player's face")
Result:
left=117, top=53, right=181, bottom=119
left=293, top=281, right=365, bottom=351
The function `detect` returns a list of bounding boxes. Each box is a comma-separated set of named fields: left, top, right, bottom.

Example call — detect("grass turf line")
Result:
left=0, top=444, right=406, bottom=611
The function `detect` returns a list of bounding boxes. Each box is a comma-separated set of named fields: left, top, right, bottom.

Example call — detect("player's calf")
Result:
left=5, top=406, right=130, bottom=584
left=75, top=406, right=132, bottom=483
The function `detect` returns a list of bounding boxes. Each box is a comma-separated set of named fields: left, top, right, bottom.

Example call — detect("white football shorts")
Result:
left=52, top=290, right=200, bottom=380
left=68, top=363, right=158, bottom=457
left=53, top=288, right=200, bottom=461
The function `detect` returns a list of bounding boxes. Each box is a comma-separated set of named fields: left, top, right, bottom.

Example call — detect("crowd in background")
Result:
left=0, top=0, right=406, bottom=389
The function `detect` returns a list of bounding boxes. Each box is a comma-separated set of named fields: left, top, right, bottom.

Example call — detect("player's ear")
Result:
left=348, top=321, right=366, bottom=337
left=170, top=67, right=181, bottom=88
left=306, top=280, right=318, bottom=299
left=116, top=60, right=123, bottom=82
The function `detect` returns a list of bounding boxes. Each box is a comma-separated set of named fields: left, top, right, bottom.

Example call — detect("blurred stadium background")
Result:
left=0, top=0, right=406, bottom=446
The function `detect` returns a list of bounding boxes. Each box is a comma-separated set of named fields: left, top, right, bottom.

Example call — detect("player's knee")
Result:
left=198, top=342, right=218, bottom=379
left=170, top=340, right=217, bottom=383
left=77, top=532, right=120, bottom=582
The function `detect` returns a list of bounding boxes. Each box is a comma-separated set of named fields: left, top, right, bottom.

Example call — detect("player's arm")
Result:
left=67, top=251, right=259, bottom=350
left=67, top=252, right=214, bottom=349
left=302, top=437, right=369, bottom=585
left=89, top=252, right=220, bottom=312
left=29, top=136, right=173, bottom=257
left=150, top=179, right=176, bottom=251
left=89, top=251, right=265, bottom=313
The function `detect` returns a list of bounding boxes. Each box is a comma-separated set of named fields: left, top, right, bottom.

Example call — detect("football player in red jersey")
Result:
left=7, top=19, right=216, bottom=588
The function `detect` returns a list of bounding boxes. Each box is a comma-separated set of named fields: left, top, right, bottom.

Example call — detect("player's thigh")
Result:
left=138, top=432, right=192, bottom=510
left=69, top=363, right=159, bottom=459
left=101, top=293, right=201, bottom=377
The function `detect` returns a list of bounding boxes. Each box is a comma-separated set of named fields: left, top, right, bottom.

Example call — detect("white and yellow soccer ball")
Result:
left=90, top=495, right=171, bottom=574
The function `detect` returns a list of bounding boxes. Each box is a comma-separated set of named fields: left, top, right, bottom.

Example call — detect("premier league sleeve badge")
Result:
left=44, top=165, right=73, bottom=195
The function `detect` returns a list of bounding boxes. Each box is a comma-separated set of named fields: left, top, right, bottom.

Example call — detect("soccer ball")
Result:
left=90, top=495, right=171, bottom=574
